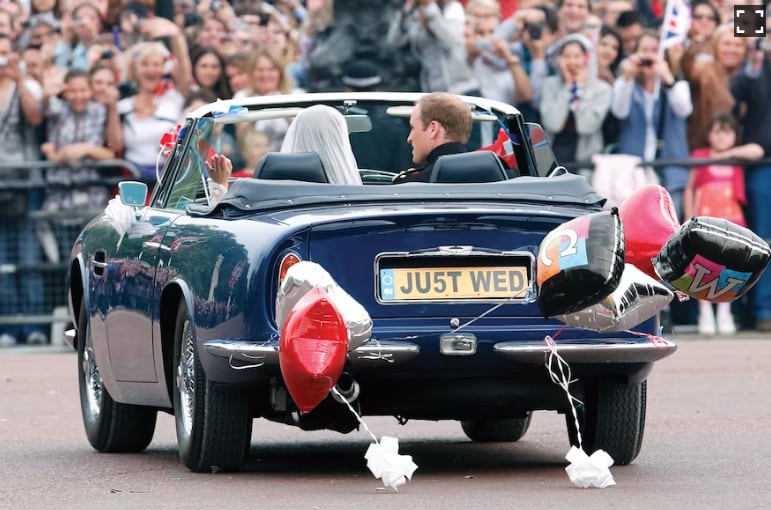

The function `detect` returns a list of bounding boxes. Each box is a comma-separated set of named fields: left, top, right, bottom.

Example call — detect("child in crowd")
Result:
left=684, top=112, right=764, bottom=335
left=233, top=130, right=270, bottom=178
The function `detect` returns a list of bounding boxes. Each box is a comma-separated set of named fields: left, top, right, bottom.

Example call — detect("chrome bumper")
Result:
left=202, top=339, right=421, bottom=367
left=203, top=337, right=676, bottom=368
left=493, top=339, right=677, bottom=363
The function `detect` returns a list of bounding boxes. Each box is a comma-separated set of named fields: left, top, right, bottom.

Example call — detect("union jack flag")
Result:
left=660, top=0, right=692, bottom=50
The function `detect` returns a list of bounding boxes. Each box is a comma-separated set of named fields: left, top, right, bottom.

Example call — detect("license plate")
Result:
left=379, top=266, right=529, bottom=301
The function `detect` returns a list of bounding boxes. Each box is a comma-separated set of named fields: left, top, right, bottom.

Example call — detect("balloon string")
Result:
left=624, top=329, right=670, bottom=350
left=544, top=334, right=583, bottom=449
left=332, top=386, right=378, bottom=444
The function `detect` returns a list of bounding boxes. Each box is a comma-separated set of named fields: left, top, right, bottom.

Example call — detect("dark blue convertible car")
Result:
left=65, top=93, right=676, bottom=472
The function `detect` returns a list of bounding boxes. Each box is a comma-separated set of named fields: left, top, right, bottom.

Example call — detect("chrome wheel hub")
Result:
left=176, top=319, right=196, bottom=436
left=82, top=334, right=102, bottom=419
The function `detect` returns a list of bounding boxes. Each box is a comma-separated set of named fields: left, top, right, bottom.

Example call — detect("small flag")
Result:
left=660, top=0, right=692, bottom=50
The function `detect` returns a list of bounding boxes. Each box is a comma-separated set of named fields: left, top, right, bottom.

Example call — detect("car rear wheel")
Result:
left=173, top=301, right=251, bottom=472
left=566, top=378, right=646, bottom=465
left=77, top=299, right=157, bottom=452
left=461, top=413, right=532, bottom=442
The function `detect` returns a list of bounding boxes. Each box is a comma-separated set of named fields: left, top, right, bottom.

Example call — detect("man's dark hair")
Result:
left=616, top=10, right=642, bottom=29
left=535, top=5, right=559, bottom=34
left=64, top=68, right=90, bottom=83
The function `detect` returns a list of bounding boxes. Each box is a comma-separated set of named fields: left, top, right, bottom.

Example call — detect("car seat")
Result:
left=253, top=152, right=329, bottom=183
left=430, top=151, right=511, bottom=183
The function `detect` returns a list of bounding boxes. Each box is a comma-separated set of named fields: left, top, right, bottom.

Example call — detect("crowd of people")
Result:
left=1, top=0, right=771, bottom=346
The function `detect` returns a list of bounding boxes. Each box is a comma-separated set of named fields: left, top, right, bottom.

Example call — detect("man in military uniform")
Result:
left=392, top=92, right=472, bottom=184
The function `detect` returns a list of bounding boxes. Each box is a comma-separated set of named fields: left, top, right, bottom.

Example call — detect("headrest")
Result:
left=253, top=152, right=329, bottom=183
left=430, top=151, right=510, bottom=183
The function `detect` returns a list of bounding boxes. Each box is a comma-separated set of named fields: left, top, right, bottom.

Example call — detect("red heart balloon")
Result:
left=619, top=185, right=680, bottom=279
left=279, top=287, right=348, bottom=414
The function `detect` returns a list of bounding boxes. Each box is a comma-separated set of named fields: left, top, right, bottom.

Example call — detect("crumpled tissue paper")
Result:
left=565, top=446, right=615, bottom=488
left=364, top=436, right=418, bottom=490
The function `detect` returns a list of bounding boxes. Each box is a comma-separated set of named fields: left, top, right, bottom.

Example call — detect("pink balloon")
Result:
left=619, top=185, right=679, bottom=279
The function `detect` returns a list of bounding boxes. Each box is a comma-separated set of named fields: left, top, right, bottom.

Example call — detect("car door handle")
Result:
left=93, top=251, right=107, bottom=276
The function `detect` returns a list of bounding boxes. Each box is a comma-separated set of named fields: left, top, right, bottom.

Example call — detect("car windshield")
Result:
left=155, top=96, right=557, bottom=211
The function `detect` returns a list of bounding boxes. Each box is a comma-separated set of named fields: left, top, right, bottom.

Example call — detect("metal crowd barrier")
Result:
left=0, top=159, right=140, bottom=347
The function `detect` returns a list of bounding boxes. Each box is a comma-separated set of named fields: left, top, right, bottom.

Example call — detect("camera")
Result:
left=640, top=57, right=654, bottom=67
left=184, top=12, right=203, bottom=28
left=100, top=49, right=115, bottom=60
left=117, top=80, right=138, bottom=99
left=0, top=56, right=7, bottom=67
left=474, top=38, right=493, bottom=51
left=525, top=23, right=544, bottom=40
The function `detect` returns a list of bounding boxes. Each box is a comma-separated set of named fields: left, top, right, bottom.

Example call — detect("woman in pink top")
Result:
left=684, top=112, right=764, bottom=336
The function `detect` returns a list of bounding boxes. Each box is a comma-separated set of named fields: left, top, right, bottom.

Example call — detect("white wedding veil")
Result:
left=280, top=105, right=363, bottom=185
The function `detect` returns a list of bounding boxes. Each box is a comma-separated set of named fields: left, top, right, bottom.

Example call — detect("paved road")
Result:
left=1, top=335, right=770, bottom=509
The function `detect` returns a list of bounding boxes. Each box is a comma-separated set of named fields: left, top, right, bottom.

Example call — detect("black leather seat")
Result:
left=430, top=150, right=510, bottom=183
left=253, top=152, right=329, bottom=183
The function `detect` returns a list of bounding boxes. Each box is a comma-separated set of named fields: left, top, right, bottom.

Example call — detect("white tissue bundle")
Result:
left=565, top=446, right=615, bottom=488
left=365, top=436, right=418, bottom=491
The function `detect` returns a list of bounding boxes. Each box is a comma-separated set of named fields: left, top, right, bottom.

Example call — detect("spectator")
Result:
left=191, top=46, right=232, bottom=100
left=24, top=12, right=60, bottom=50
left=117, top=40, right=187, bottom=184
left=596, top=25, right=623, bottom=84
left=22, top=45, right=45, bottom=83
left=40, top=68, right=115, bottom=253
left=233, top=130, right=270, bottom=178
left=387, top=0, right=480, bottom=95
left=540, top=35, right=611, bottom=173
left=611, top=30, right=692, bottom=219
left=224, top=52, right=250, bottom=96
left=54, top=2, right=102, bottom=70
left=731, top=37, right=771, bottom=331
left=687, top=0, right=721, bottom=60
left=687, top=24, right=745, bottom=151
left=557, top=0, right=592, bottom=37
left=88, top=65, right=123, bottom=154
left=0, top=33, right=47, bottom=347
left=683, top=112, right=763, bottom=335
left=494, top=5, right=560, bottom=119
left=468, top=11, right=533, bottom=105
left=615, top=10, right=643, bottom=56
left=234, top=47, right=296, bottom=152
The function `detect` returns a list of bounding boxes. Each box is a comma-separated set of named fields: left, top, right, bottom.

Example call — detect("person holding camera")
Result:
left=387, top=0, right=479, bottom=94
left=610, top=30, right=692, bottom=219
left=0, top=33, right=48, bottom=347
left=467, top=7, right=532, bottom=105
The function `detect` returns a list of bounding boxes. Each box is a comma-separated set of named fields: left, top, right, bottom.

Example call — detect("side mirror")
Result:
left=118, top=181, right=148, bottom=208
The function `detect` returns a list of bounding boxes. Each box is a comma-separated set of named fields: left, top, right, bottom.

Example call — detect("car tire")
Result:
left=566, top=378, right=646, bottom=465
left=173, top=301, right=251, bottom=472
left=77, top=299, right=157, bottom=452
left=461, top=413, right=532, bottom=442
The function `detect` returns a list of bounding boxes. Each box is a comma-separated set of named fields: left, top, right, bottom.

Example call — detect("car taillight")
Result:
left=278, top=253, right=301, bottom=283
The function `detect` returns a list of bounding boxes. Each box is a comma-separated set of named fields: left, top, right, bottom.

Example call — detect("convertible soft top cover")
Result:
left=188, top=173, right=606, bottom=217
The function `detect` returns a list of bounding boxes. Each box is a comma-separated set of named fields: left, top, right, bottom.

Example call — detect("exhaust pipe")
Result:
left=332, top=372, right=360, bottom=404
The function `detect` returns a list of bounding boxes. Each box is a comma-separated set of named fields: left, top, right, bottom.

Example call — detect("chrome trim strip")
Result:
left=374, top=249, right=537, bottom=305
left=203, top=339, right=420, bottom=367
left=493, top=340, right=677, bottom=364
left=203, top=340, right=279, bottom=364
left=349, top=341, right=420, bottom=366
